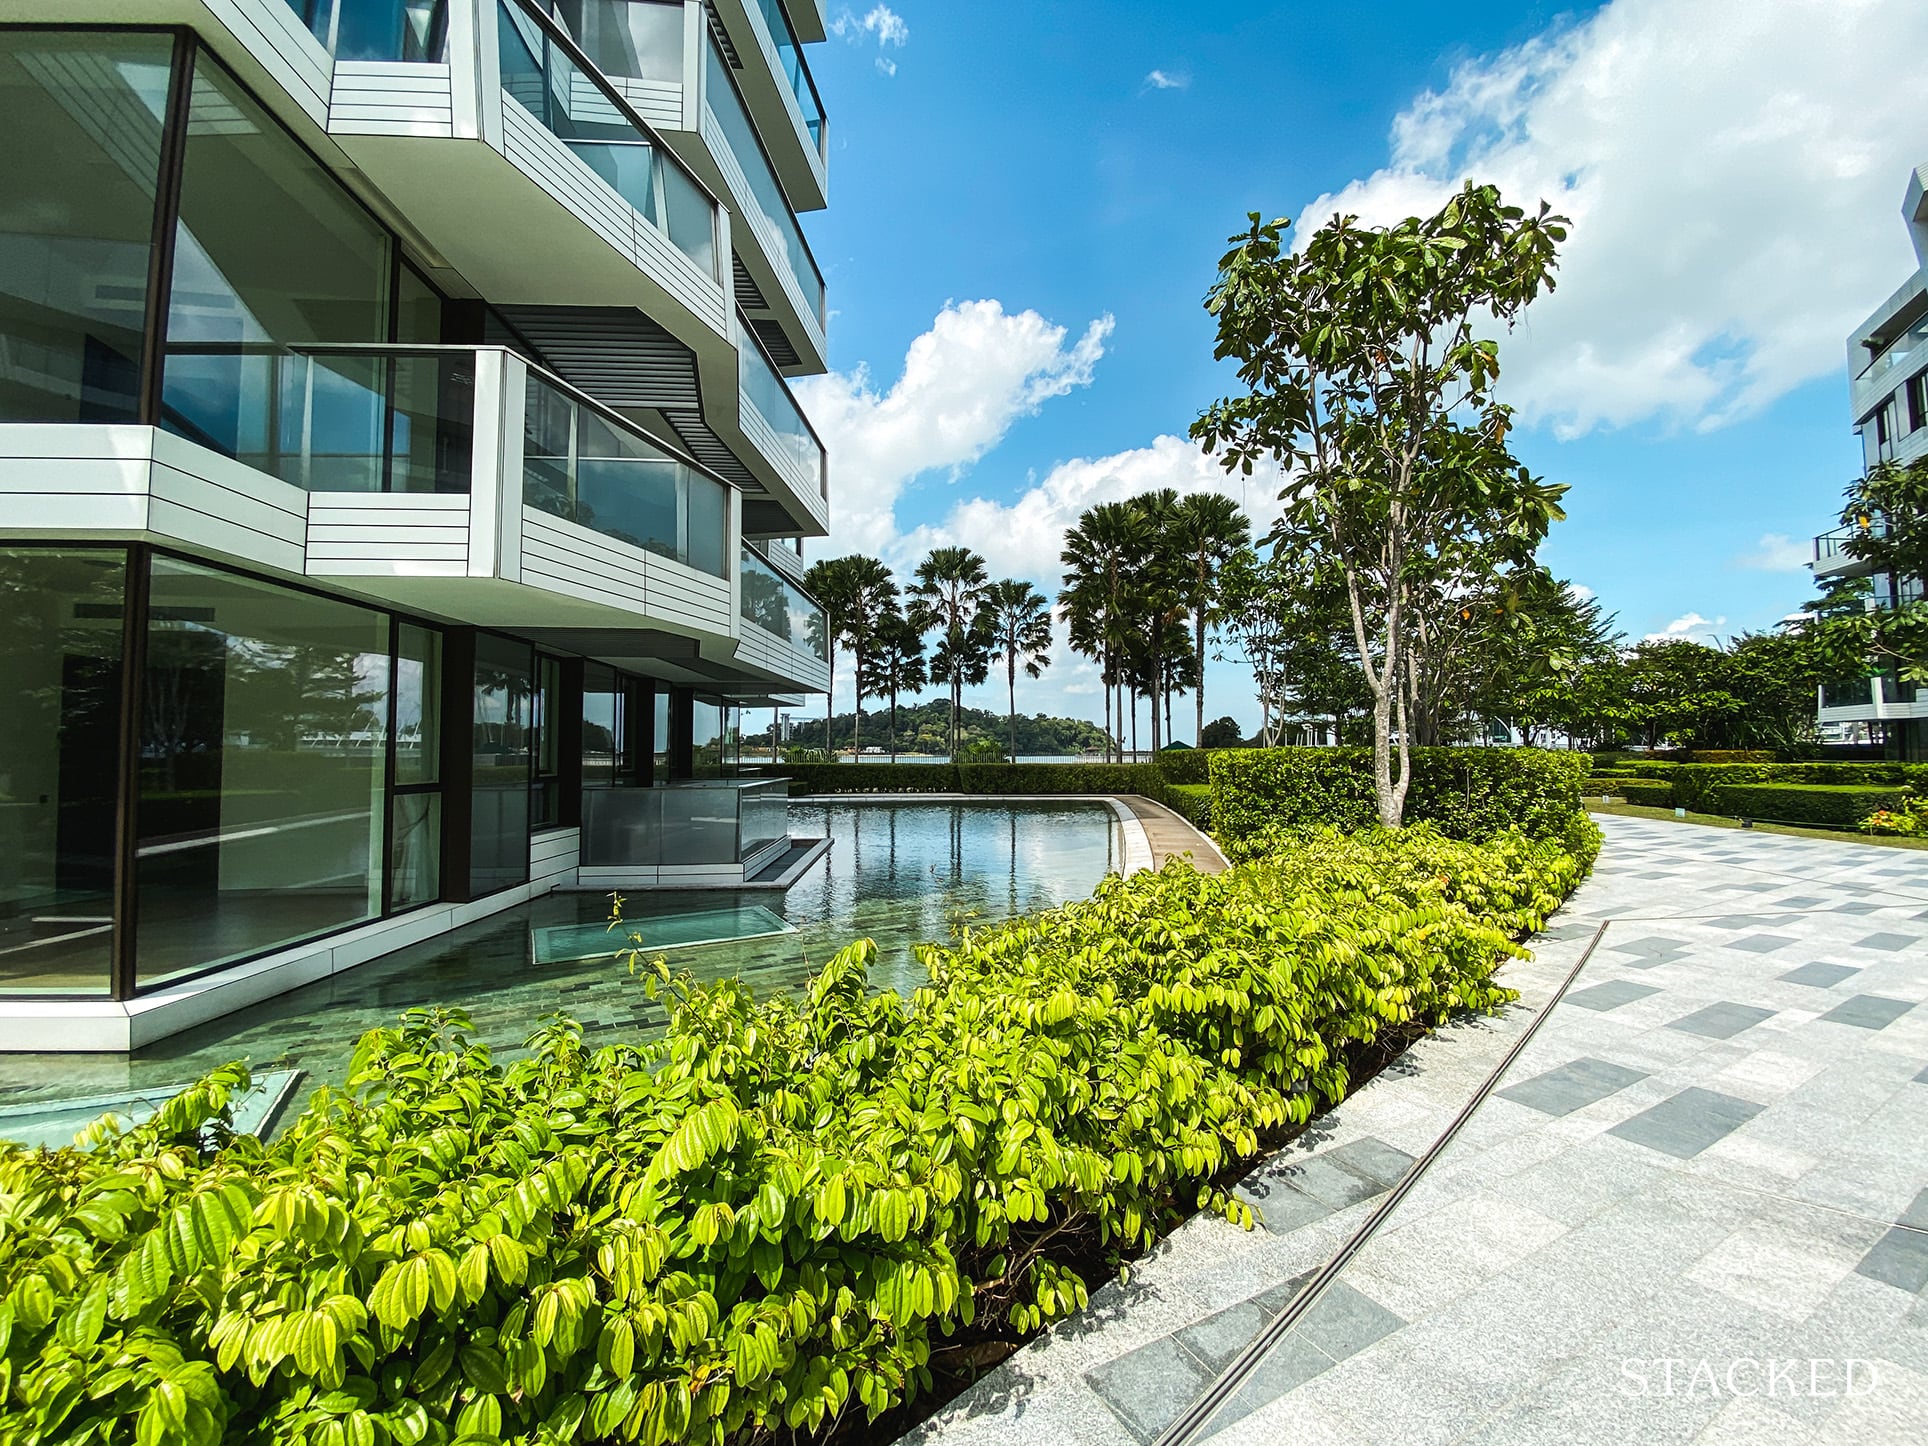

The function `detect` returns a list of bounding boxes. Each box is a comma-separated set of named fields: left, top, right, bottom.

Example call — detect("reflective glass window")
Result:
left=136, top=557, right=390, bottom=987
left=0, top=31, right=173, bottom=423
left=470, top=634, right=533, bottom=895
left=0, top=549, right=128, bottom=994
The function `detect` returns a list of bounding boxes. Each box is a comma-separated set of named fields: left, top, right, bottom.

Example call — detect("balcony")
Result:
left=739, top=542, right=828, bottom=681
left=580, top=776, right=792, bottom=884
left=1813, top=523, right=1883, bottom=579
left=738, top=327, right=826, bottom=499
left=284, top=0, right=451, bottom=59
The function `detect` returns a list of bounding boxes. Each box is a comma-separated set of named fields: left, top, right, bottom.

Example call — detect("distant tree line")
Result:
left=775, top=701, right=1107, bottom=758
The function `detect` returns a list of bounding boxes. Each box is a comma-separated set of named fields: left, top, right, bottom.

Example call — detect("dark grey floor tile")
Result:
left=1771, top=896, right=1828, bottom=909
left=1275, top=1153, right=1386, bottom=1211
left=1498, top=1056, right=1648, bottom=1116
left=1854, top=1227, right=1928, bottom=1295
left=1729, top=934, right=1798, bottom=954
left=1778, top=962, right=1862, bottom=989
left=1607, top=935, right=1693, bottom=959
left=1175, top=1298, right=1271, bottom=1374
left=1732, top=881, right=1784, bottom=892
left=1817, top=995, right=1917, bottom=1031
left=1086, top=1335, right=1216, bottom=1443
left=1666, top=1002, right=1778, bottom=1039
left=1203, top=1334, right=1335, bottom=1434
left=1916, top=1064, right=1928, bottom=1085
left=1566, top=980, right=1663, bottom=1012
left=1248, top=1271, right=1316, bottom=1319
left=1835, top=902, right=1886, bottom=915
left=1538, top=922, right=1600, bottom=941
left=1291, top=1283, right=1405, bottom=1362
left=1703, top=915, right=1773, bottom=930
left=1324, top=1137, right=1417, bottom=1190
left=1608, top=1087, right=1764, bottom=1159
left=1854, top=932, right=1922, bottom=953
left=1901, top=1189, right=1928, bottom=1232
left=1235, top=1179, right=1331, bottom=1236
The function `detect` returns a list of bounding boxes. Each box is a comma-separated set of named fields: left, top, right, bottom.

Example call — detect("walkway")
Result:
left=900, top=815, right=1928, bottom=1446
left=1121, top=794, right=1229, bottom=874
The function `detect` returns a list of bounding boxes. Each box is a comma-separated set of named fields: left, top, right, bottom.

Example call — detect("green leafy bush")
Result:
left=1668, top=762, right=1928, bottom=814
left=1209, top=748, right=1591, bottom=848
left=1615, top=778, right=1678, bottom=808
left=1167, top=784, right=1212, bottom=829
left=1709, top=782, right=1911, bottom=828
left=1680, top=750, right=1777, bottom=764
left=1152, top=750, right=1222, bottom=786
left=0, top=827, right=1589, bottom=1446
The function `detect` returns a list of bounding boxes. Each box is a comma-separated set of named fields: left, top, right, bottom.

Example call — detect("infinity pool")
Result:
left=0, top=800, right=1122, bottom=1127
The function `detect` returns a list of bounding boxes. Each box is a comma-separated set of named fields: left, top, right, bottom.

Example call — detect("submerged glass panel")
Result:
left=533, top=903, right=792, bottom=963
left=0, top=31, right=172, bottom=423
left=136, top=557, right=390, bottom=989
left=0, top=549, right=128, bottom=995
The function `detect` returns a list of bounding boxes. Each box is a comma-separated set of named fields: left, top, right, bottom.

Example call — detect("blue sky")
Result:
left=789, top=0, right=1928, bottom=737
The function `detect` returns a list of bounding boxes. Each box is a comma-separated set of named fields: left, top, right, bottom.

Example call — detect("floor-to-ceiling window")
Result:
left=470, top=634, right=534, bottom=895
left=389, top=622, right=442, bottom=910
left=135, top=557, right=391, bottom=988
left=160, top=45, right=395, bottom=489
left=0, top=549, right=128, bottom=994
left=531, top=653, right=562, bottom=827
left=0, top=30, right=173, bottom=423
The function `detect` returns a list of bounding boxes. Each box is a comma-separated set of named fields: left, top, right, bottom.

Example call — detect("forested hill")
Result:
left=785, top=701, right=1107, bottom=755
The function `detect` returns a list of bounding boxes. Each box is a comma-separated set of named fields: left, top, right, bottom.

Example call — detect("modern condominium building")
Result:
left=1812, top=162, right=1928, bottom=760
left=0, top=0, right=834, bottom=1049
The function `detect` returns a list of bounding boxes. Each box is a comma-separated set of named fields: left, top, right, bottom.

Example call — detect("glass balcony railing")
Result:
left=284, top=0, right=451, bottom=61
left=160, top=343, right=476, bottom=493
left=498, top=0, right=720, bottom=280
left=739, top=328, right=825, bottom=493
left=542, top=0, right=683, bottom=87
left=705, top=36, right=826, bottom=326
left=582, top=777, right=790, bottom=868
left=523, top=371, right=729, bottom=577
left=1860, top=318, right=1928, bottom=386
left=740, top=544, right=826, bottom=659
left=750, top=0, right=826, bottom=154
left=1821, top=677, right=1875, bottom=709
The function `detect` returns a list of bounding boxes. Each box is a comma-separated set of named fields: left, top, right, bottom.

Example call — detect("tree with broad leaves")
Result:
left=1804, top=456, right=1928, bottom=693
left=1193, top=182, right=1570, bottom=826
left=981, top=579, right=1053, bottom=761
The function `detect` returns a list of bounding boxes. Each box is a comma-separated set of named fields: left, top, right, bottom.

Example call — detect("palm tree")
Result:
left=870, top=609, right=927, bottom=762
left=907, top=546, right=990, bottom=758
left=1172, top=492, right=1251, bottom=747
left=1130, top=488, right=1191, bottom=754
left=803, top=557, right=861, bottom=752
left=1060, top=502, right=1146, bottom=762
left=983, top=579, right=1053, bottom=760
left=841, top=557, right=899, bottom=757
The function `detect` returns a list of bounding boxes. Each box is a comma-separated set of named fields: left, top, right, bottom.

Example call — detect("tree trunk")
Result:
left=852, top=657, right=864, bottom=757
left=1194, top=604, right=1207, bottom=749
left=888, top=685, right=898, bottom=764
left=825, top=641, right=836, bottom=756
left=1007, top=653, right=1017, bottom=761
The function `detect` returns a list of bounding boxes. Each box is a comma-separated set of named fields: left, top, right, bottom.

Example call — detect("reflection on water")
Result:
left=0, top=801, right=1119, bottom=1116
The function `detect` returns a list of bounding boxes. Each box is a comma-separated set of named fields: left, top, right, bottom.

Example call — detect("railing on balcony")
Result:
left=740, top=544, right=826, bottom=658
left=1821, top=677, right=1875, bottom=709
left=1860, top=317, right=1928, bottom=387
left=738, top=325, right=825, bottom=494
left=497, top=0, right=720, bottom=280
left=749, top=0, right=826, bottom=154
left=704, top=35, right=826, bottom=325
left=581, top=777, right=789, bottom=868
left=1814, top=522, right=1886, bottom=568
left=541, top=0, right=684, bottom=87
left=523, top=370, right=729, bottom=577
left=160, top=343, right=477, bottom=494
left=284, top=0, right=451, bottom=59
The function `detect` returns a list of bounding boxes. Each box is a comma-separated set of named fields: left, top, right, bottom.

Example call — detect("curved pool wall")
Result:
left=0, top=800, right=1125, bottom=1127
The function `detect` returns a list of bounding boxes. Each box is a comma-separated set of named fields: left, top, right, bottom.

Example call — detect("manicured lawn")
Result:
left=1587, top=801, right=1928, bottom=851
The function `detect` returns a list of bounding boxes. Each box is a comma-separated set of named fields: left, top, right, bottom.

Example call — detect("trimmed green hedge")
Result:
left=1209, top=747, right=1591, bottom=848
left=1709, top=783, right=1911, bottom=828
left=1151, top=749, right=1221, bottom=786
left=1168, top=784, right=1212, bottom=828
left=0, top=826, right=1593, bottom=1446
left=1670, top=762, right=1927, bottom=814
left=752, top=762, right=1176, bottom=804
left=1617, top=779, right=1678, bottom=808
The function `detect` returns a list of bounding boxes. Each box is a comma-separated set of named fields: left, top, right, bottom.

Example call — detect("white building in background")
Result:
left=1812, top=162, right=1927, bottom=758
left=0, top=0, right=835, bottom=1049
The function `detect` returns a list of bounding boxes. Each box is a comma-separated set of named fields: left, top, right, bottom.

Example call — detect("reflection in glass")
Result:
left=471, top=634, right=533, bottom=895
left=0, top=31, right=172, bottom=423
left=394, top=624, right=442, bottom=786
left=739, top=335, right=825, bottom=492
left=740, top=546, right=826, bottom=659
left=551, top=0, right=682, bottom=85
left=582, top=663, right=624, bottom=788
left=160, top=50, right=392, bottom=462
left=0, top=549, right=128, bottom=994
left=136, top=558, right=390, bottom=988
left=532, top=655, right=562, bottom=828
left=389, top=792, right=441, bottom=910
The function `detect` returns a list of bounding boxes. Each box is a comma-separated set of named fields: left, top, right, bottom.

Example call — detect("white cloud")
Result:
left=1144, top=69, right=1188, bottom=91
left=831, top=5, right=909, bottom=69
left=1735, top=532, right=1812, bottom=571
left=899, top=434, right=1276, bottom=585
left=793, top=301, right=1114, bottom=561
left=1568, top=583, right=1596, bottom=602
left=1299, top=0, right=1928, bottom=438
left=1645, top=611, right=1727, bottom=644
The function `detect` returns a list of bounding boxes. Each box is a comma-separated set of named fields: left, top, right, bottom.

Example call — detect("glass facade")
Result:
left=740, top=545, right=827, bottom=659
left=0, top=550, right=128, bottom=994
left=389, top=623, right=442, bottom=909
left=0, top=31, right=172, bottom=424
left=135, top=557, right=390, bottom=988
left=288, top=1, right=453, bottom=62
left=470, top=633, right=534, bottom=896
left=532, top=654, right=562, bottom=827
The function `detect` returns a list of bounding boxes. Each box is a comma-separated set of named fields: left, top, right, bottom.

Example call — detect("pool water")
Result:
left=0, top=800, right=1121, bottom=1126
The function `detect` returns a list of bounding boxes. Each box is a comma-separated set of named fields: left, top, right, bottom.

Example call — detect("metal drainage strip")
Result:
left=1152, top=921, right=1614, bottom=1446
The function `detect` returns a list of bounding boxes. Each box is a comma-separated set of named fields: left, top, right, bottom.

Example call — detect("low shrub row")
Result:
left=1167, top=784, right=1211, bottom=829
left=1583, top=760, right=1927, bottom=824
left=0, top=824, right=1595, bottom=1446
left=751, top=762, right=1177, bottom=805
left=1710, top=783, right=1911, bottom=828
left=1209, top=747, right=1592, bottom=849
left=1615, top=779, right=1678, bottom=808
